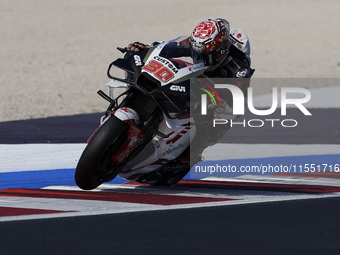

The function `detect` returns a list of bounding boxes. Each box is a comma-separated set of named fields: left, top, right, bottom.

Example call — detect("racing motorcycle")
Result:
left=75, top=38, right=206, bottom=190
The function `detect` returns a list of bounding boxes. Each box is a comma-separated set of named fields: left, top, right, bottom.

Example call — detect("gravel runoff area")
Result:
left=1, top=0, right=340, bottom=122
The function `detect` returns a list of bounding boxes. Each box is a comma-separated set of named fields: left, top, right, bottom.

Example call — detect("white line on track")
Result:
left=1, top=181, right=340, bottom=222
left=1, top=143, right=339, bottom=173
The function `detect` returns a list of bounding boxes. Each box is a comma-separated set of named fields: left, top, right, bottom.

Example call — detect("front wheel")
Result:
left=75, top=115, right=129, bottom=190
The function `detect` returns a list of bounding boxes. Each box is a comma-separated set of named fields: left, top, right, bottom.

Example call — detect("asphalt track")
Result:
left=1, top=108, right=340, bottom=144
left=1, top=197, right=339, bottom=255
left=1, top=111, right=340, bottom=254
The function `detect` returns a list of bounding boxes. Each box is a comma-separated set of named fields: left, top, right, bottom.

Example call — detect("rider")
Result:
left=125, top=18, right=254, bottom=183
left=186, top=18, right=253, bottom=156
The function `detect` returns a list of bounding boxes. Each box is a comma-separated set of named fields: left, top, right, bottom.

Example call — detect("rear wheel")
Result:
left=75, top=115, right=129, bottom=190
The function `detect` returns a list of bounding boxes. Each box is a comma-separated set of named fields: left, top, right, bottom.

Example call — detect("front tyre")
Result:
left=75, top=115, right=129, bottom=190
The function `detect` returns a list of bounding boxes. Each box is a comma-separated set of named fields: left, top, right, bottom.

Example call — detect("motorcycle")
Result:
left=75, top=38, right=206, bottom=190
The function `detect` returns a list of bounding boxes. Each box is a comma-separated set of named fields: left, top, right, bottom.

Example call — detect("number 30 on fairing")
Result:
left=142, top=60, right=174, bottom=83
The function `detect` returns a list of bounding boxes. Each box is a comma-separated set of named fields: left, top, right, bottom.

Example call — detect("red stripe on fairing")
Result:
left=0, top=189, right=235, bottom=205
left=0, top=206, right=74, bottom=217
left=174, top=180, right=340, bottom=194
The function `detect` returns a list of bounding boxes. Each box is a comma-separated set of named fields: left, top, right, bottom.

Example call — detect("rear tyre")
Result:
left=75, top=115, right=129, bottom=190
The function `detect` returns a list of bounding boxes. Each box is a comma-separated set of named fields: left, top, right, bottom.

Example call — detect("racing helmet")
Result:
left=190, top=18, right=231, bottom=71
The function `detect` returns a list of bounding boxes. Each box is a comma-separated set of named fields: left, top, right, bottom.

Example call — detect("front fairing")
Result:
left=108, top=38, right=205, bottom=118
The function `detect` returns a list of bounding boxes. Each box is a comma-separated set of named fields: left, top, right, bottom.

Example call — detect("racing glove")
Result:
left=127, top=42, right=151, bottom=52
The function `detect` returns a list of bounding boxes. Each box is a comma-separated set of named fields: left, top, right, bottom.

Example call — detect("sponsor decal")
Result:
left=170, top=85, right=186, bottom=92
left=153, top=56, right=178, bottom=74
left=160, top=144, right=184, bottom=157
left=128, top=136, right=138, bottom=147
left=236, top=69, right=248, bottom=78
left=191, top=42, right=204, bottom=52
left=134, top=55, right=142, bottom=66
left=142, top=56, right=179, bottom=83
